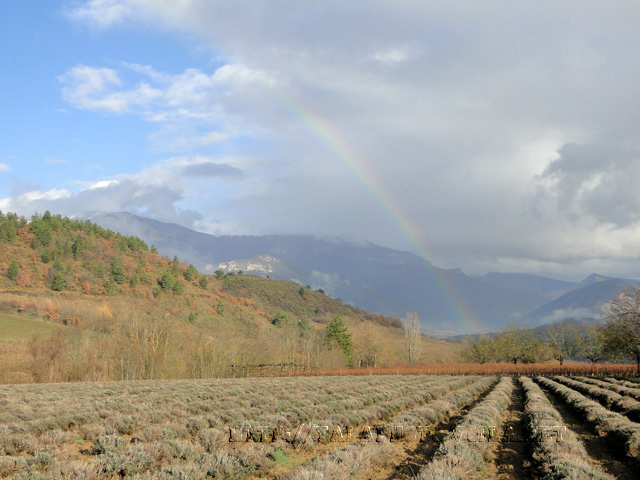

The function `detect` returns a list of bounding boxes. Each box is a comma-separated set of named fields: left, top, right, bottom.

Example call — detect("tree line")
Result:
left=466, top=287, right=640, bottom=375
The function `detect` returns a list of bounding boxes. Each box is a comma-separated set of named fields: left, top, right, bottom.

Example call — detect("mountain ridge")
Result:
left=82, top=212, right=639, bottom=333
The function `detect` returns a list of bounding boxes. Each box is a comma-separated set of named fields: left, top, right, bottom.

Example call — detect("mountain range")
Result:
left=83, top=212, right=639, bottom=335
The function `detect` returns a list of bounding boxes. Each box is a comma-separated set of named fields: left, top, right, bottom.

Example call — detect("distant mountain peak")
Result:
left=584, top=273, right=610, bottom=283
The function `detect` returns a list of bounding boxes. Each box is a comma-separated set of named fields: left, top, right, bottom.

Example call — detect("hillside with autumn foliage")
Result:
left=0, top=211, right=461, bottom=383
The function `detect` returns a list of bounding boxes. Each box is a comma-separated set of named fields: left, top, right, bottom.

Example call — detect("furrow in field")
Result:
left=412, top=376, right=513, bottom=480
left=576, top=376, right=640, bottom=402
left=534, top=377, right=639, bottom=480
left=267, top=376, right=498, bottom=480
left=551, top=376, right=640, bottom=422
left=520, top=376, right=614, bottom=479
left=598, top=377, right=640, bottom=390
left=482, top=379, right=531, bottom=480
left=536, top=376, right=640, bottom=463
left=0, top=376, right=472, bottom=479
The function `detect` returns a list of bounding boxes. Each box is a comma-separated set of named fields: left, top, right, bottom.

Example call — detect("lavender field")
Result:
left=1, top=374, right=639, bottom=479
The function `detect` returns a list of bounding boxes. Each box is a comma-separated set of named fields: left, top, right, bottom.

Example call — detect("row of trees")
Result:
left=465, top=323, right=602, bottom=365
left=466, top=288, right=640, bottom=375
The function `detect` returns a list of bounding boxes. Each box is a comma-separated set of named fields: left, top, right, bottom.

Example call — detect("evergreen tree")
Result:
left=172, top=280, right=184, bottom=295
left=50, top=271, right=66, bottom=291
left=111, top=257, right=126, bottom=285
left=325, top=316, right=354, bottom=366
left=71, top=236, right=86, bottom=260
left=199, top=275, right=209, bottom=289
left=171, top=255, right=180, bottom=277
left=29, top=218, right=53, bottom=248
left=104, top=276, right=118, bottom=295
left=41, top=250, right=52, bottom=263
left=184, top=264, right=197, bottom=282
left=158, top=271, right=176, bottom=293
left=7, top=259, right=19, bottom=281
left=0, top=216, right=17, bottom=242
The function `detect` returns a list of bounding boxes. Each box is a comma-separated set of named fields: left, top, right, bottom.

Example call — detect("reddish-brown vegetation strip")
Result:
left=309, top=362, right=635, bottom=377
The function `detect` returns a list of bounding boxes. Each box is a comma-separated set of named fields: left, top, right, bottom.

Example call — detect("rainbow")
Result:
left=267, top=92, right=481, bottom=332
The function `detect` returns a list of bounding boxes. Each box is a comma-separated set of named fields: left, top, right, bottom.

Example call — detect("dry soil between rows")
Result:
left=483, top=380, right=532, bottom=480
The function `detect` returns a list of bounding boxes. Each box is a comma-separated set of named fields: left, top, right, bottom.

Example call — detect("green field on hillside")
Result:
left=0, top=313, right=59, bottom=341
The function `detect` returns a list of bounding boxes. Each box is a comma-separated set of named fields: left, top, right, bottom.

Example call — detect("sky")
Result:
left=2, top=1, right=640, bottom=281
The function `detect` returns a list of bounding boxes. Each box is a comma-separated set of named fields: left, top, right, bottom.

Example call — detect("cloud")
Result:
left=58, top=1, right=640, bottom=281
left=0, top=157, right=247, bottom=228
left=0, top=163, right=10, bottom=172
left=539, top=308, right=600, bottom=325
left=368, top=45, right=412, bottom=65
left=59, top=62, right=277, bottom=152
left=182, top=161, right=244, bottom=178
left=308, top=270, right=343, bottom=296
left=65, top=0, right=137, bottom=28
left=537, top=143, right=640, bottom=227
left=59, top=65, right=162, bottom=113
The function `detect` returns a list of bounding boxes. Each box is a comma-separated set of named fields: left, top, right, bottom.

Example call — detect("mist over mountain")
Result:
left=524, top=276, right=637, bottom=323
left=475, top=273, right=575, bottom=297
left=84, top=212, right=639, bottom=334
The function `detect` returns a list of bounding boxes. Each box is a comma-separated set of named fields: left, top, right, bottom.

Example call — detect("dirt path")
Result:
left=541, top=382, right=640, bottom=480
left=483, top=380, right=532, bottom=480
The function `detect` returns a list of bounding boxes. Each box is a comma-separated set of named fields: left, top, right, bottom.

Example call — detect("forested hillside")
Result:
left=0, top=211, right=460, bottom=384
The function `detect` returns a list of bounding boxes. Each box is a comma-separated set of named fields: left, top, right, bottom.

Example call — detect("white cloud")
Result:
left=60, top=65, right=162, bottom=113
left=539, top=308, right=600, bottom=325
left=87, top=180, right=119, bottom=190
left=59, top=62, right=278, bottom=152
left=0, top=163, right=10, bottom=172
left=0, top=188, right=71, bottom=212
left=65, top=0, right=137, bottom=28
left=0, top=155, right=249, bottom=229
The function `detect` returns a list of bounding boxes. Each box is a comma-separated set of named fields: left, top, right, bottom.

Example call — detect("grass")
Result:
left=0, top=312, right=60, bottom=341
left=270, top=447, right=300, bottom=467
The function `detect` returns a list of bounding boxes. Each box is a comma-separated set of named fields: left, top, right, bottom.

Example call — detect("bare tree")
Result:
left=495, top=325, right=546, bottom=364
left=404, top=312, right=421, bottom=364
left=577, top=325, right=604, bottom=364
left=601, top=288, right=640, bottom=375
left=465, top=336, right=495, bottom=364
left=547, top=323, right=579, bottom=365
